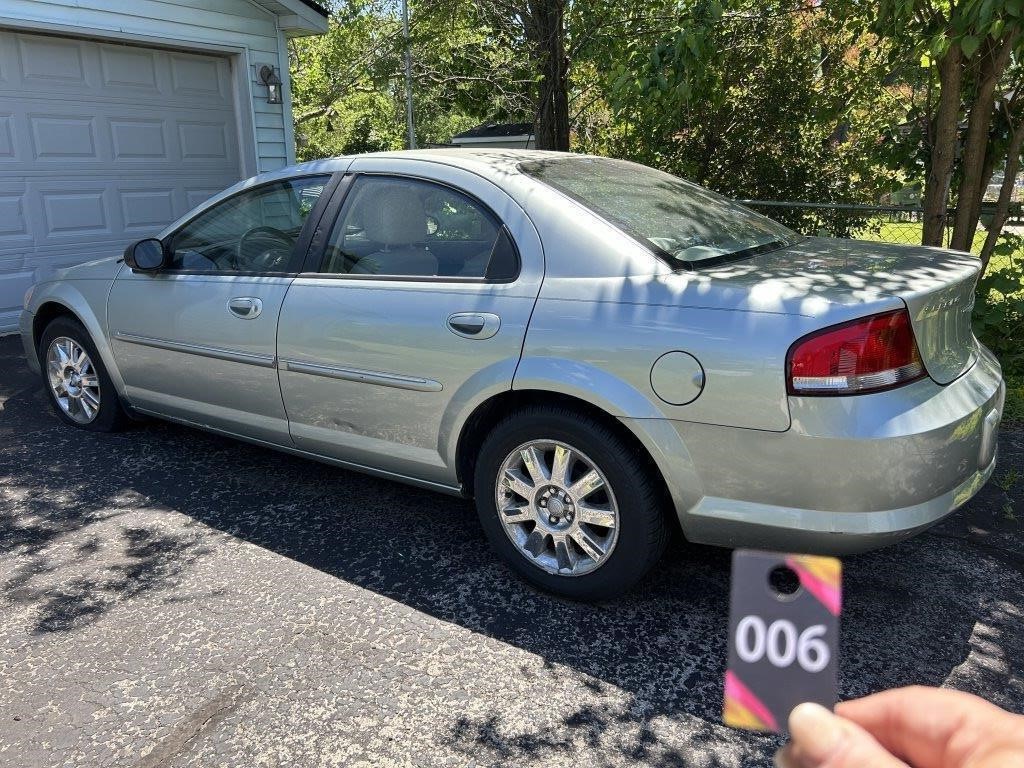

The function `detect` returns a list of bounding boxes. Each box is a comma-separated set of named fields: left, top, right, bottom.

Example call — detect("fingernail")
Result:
left=789, top=703, right=843, bottom=760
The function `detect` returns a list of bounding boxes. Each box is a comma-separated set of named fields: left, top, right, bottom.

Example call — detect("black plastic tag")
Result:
left=723, top=549, right=841, bottom=733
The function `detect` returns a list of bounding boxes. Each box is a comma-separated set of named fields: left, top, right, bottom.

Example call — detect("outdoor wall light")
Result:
left=259, top=65, right=283, bottom=104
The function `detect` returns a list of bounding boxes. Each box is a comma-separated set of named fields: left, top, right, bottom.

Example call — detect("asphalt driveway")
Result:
left=1, top=334, right=1022, bottom=768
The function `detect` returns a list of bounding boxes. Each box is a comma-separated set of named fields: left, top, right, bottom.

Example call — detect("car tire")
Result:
left=474, top=405, right=670, bottom=601
left=38, top=316, right=130, bottom=433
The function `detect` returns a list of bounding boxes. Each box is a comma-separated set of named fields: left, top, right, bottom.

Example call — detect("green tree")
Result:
left=289, top=0, right=404, bottom=157
left=574, top=1, right=902, bottom=227
left=290, top=0, right=537, bottom=157
left=422, top=0, right=572, bottom=149
left=853, top=0, right=1024, bottom=259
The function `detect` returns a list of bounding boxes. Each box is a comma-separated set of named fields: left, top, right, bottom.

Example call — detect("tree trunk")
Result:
left=950, top=31, right=1018, bottom=251
left=528, top=0, right=569, bottom=151
left=922, top=44, right=963, bottom=247
left=979, top=121, right=1024, bottom=273
left=964, top=140, right=1002, bottom=249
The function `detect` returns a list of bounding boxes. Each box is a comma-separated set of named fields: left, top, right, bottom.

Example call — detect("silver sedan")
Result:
left=20, top=150, right=1005, bottom=600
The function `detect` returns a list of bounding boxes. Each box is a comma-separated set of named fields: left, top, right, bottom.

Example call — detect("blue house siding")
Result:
left=0, top=0, right=326, bottom=332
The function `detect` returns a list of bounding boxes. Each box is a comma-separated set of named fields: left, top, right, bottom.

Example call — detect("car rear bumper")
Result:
left=682, top=451, right=997, bottom=554
left=19, top=309, right=39, bottom=375
left=628, top=343, right=1005, bottom=555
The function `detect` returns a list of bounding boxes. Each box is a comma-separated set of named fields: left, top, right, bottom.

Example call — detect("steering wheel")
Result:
left=236, top=226, right=294, bottom=271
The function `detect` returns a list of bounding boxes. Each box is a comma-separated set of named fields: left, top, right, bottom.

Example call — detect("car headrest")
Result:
left=360, top=184, right=427, bottom=246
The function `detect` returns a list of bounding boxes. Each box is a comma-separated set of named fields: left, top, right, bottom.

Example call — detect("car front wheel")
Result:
left=39, top=316, right=129, bottom=432
left=474, top=406, right=670, bottom=600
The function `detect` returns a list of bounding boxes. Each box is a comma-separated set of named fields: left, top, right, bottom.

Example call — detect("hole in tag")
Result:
left=768, top=565, right=801, bottom=598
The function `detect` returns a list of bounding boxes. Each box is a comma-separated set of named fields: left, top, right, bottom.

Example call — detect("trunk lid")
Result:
left=708, top=236, right=980, bottom=384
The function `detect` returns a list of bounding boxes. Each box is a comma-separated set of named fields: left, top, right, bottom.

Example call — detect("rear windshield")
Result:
left=519, top=156, right=800, bottom=268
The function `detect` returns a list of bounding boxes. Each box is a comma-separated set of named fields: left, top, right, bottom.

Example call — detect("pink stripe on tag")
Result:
left=725, top=669, right=779, bottom=731
left=786, top=557, right=842, bottom=616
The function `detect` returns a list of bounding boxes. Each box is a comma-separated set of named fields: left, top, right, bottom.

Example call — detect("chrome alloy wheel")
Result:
left=495, top=440, right=620, bottom=576
left=46, top=337, right=101, bottom=424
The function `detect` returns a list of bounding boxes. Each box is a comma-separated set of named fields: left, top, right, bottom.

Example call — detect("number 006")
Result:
left=735, top=617, right=830, bottom=673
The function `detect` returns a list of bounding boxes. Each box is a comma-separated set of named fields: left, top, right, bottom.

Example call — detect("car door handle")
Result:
left=228, top=297, right=263, bottom=319
left=447, top=312, right=500, bottom=339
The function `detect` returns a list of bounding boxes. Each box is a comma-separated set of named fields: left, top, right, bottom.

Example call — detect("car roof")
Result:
left=282, top=148, right=584, bottom=184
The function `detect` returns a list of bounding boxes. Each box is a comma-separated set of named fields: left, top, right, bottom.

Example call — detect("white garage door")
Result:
left=0, top=30, right=244, bottom=331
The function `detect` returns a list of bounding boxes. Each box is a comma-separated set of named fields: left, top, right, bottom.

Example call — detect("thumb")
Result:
left=776, top=703, right=910, bottom=768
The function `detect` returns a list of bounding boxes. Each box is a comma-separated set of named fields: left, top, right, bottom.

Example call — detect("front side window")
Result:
left=319, top=175, right=518, bottom=280
left=520, top=157, right=800, bottom=268
left=166, top=176, right=330, bottom=273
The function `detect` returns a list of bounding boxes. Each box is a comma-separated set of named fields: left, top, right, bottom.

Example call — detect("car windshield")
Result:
left=519, top=156, right=801, bottom=268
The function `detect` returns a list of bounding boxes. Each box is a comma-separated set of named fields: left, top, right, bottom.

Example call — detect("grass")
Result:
left=854, top=220, right=931, bottom=246
left=1004, top=373, right=1024, bottom=426
left=997, top=467, right=1021, bottom=491
left=855, top=219, right=1009, bottom=266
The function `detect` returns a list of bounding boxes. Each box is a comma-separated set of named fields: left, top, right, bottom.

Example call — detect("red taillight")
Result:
left=786, top=309, right=926, bottom=395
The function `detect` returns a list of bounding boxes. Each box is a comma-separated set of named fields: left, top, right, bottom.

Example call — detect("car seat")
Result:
left=351, top=184, right=438, bottom=276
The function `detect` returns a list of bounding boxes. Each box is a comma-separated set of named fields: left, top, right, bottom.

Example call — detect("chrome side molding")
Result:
left=112, top=331, right=277, bottom=368
left=279, top=358, right=443, bottom=392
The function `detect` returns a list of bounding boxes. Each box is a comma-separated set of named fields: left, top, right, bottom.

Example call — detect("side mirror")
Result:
left=124, top=238, right=167, bottom=272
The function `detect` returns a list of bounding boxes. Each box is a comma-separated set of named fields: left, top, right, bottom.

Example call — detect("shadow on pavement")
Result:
left=2, top=336, right=1023, bottom=765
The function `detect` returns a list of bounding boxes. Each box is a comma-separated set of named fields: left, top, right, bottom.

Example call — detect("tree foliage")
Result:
left=293, top=1, right=907, bottom=213
left=290, top=0, right=1024, bottom=266
left=847, top=0, right=1024, bottom=256
left=574, top=1, right=905, bottom=230
left=290, top=0, right=536, bottom=158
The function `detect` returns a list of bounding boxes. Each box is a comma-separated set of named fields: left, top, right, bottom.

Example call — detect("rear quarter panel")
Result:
left=517, top=275, right=813, bottom=431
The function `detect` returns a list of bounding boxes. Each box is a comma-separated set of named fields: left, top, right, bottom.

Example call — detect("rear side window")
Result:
left=318, top=175, right=519, bottom=280
left=520, top=157, right=799, bottom=268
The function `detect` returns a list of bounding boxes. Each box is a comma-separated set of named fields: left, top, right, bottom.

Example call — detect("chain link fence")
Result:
left=740, top=200, right=1024, bottom=252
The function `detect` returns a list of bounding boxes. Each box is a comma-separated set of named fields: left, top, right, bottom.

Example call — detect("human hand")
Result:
left=774, top=686, right=1024, bottom=767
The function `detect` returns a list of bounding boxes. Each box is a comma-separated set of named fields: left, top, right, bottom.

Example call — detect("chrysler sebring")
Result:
left=20, top=150, right=1005, bottom=599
